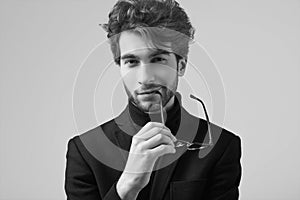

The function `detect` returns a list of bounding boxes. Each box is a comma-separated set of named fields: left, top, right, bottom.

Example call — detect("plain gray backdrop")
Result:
left=0, top=0, right=299, bottom=199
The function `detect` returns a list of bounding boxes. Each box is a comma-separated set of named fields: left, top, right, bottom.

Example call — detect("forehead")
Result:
left=119, top=31, right=172, bottom=56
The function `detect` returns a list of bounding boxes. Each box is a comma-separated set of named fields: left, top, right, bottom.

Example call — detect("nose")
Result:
left=137, top=63, right=156, bottom=85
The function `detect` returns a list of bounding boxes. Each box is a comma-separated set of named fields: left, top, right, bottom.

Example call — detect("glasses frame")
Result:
left=159, top=94, right=213, bottom=150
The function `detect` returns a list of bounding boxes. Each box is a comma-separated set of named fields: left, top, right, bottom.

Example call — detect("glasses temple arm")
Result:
left=190, top=94, right=213, bottom=145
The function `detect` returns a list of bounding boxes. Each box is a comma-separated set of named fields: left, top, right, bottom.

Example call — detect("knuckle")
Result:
left=132, top=135, right=138, bottom=142
left=155, top=126, right=164, bottom=133
left=132, top=136, right=142, bottom=145
left=157, top=133, right=164, bottom=141
left=154, top=126, right=161, bottom=132
left=157, top=144, right=165, bottom=151
left=152, top=127, right=158, bottom=133
left=148, top=122, right=162, bottom=129
left=147, top=121, right=155, bottom=128
left=161, top=128, right=170, bottom=136
left=164, top=129, right=171, bottom=136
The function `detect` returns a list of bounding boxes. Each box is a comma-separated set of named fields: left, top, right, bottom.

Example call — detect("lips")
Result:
left=138, top=87, right=162, bottom=95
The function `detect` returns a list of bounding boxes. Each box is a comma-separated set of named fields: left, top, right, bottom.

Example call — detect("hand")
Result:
left=116, top=122, right=177, bottom=199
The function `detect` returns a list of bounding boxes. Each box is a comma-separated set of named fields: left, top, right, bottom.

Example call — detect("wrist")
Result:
left=116, top=177, right=140, bottom=200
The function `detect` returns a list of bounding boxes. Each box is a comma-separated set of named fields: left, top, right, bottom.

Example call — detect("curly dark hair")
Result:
left=101, top=0, right=195, bottom=65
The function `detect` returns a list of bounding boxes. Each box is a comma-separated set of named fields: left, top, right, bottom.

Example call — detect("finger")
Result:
left=138, top=127, right=176, bottom=142
left=142, top=133, right=174, bottom=149
left=149, top=144, right=176, bottom=158
left=135, top=122, right=167, bottom=136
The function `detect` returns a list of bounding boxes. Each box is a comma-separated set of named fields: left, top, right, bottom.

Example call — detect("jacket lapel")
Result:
left=149, top=153, right=181, bottom=200
left=113, top=105, right=142, bottom=161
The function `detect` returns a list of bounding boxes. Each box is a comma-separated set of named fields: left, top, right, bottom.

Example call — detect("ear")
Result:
left=177, top=59, right=187, bottom=77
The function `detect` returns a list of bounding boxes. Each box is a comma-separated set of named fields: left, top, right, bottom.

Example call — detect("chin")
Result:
left=137, top=101, right=161, bottom=113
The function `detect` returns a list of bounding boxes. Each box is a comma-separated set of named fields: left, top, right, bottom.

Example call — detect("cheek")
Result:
left=120, top=67, right=138, bottom=93
left=156, top=64, right=177, bottom=86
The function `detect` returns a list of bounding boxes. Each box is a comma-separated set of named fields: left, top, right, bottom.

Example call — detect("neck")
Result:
left=164, top=95, right=175, bottom=111
left=127, top=93, right=182, bottom=133
left=144, top=95, right=175, bottom=115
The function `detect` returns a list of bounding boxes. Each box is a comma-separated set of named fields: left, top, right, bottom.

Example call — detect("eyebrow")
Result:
left=120, top=49, right=171, bottom=60
left=120, top=54, right=138, bottom=61
left=149, top=49, right=171, bottom=57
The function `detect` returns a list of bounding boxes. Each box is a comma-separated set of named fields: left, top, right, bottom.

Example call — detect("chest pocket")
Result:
left=170, top=179, right=207, bottom=200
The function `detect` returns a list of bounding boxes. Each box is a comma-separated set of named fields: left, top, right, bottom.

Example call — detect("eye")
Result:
left=151, top=57, right=167, bottom=63
left=124, top=59, right=139, bottom=66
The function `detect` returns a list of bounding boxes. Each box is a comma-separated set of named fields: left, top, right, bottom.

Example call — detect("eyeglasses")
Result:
left=159, top=94, right=213, bottom=150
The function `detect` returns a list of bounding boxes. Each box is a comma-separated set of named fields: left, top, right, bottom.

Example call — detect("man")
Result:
left=65, top=0, right=242, bottom=199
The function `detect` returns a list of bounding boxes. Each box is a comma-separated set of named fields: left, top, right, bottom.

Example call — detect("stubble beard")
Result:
left=124, top=77, right=178, bottom=113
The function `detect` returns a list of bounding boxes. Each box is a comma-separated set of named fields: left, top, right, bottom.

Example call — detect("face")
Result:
left=119, top=31, right=186, bottom=113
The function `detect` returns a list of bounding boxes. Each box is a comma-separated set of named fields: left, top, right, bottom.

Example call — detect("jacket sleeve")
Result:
left=65, top=138, right=122, bottom=200
left=205, top=135, right=242, bottom=200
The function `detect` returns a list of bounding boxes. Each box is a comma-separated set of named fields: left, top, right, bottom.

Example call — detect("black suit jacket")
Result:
left=65, top=104, right=242, bottom=200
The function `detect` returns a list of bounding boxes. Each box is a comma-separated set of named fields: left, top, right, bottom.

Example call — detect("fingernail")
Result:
left=172, top=148, right=176, bottom=154
left=173, top=136, right=177, bottom=142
